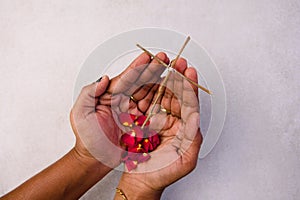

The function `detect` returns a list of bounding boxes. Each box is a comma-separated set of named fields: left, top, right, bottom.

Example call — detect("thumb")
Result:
left=91, top=75, right=110, bottom=98
left=76, top=75, right=110, bottom=107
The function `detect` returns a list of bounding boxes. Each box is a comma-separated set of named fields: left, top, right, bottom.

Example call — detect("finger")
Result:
left=173, top=58, right=188, bottom=99
left=78, top=75, right=109, bottom=105
left=98, top=92, right=113, bottom=106
left=181, top=67, right=199, bottom=123
left=137, top=83, right=160, bottom=114
left=98, top=93, right=121, bottom=110
left=184, top=67, right=198, bottom=95
left=72, top=76, right=109, bottom=118
left=170, top=121, right=185, bottom=151
left=160, top=72, right=174, bottom=114
left=171, top=58, right=188, bottom=117
left=174, top=58, right=188, bottom=74
left=179, top=112, right=202, bottom=159
left=147, top=78, right=165, bottom=115
left=107, top=52, right=151, bottom=94
left=130, top=83, right=155, bottom=103
left=136, top=52, right=169, bottom=85
left=170, top=96, right=181, bottom=118
left=130, top=52, right=169, bottom=101
left=118, top=94, right=131, bottom=113
left=94, top=76, right=110, bottom=97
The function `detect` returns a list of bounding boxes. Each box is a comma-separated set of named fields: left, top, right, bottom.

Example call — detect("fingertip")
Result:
left=183, top=67, right=198, bottom=95
left=101, top=75, right=109, bottom=82
left=95, top=75, right=110, bottom=96
left=129, top=52, right=151, bottom=70
left=184, top=67, right=198, bottom=82
left=96, top=75, right=109, bottom=85
left=174, top=58, right=187, bottom=73
left=139, top=52, right=151, bottom=63
left=156, top=52, right=170, bottom=64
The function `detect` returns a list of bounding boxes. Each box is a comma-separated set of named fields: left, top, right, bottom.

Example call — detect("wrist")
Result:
left=115, top=174, right=164, bottom=200
left=70, top=147, right=112, bottom=177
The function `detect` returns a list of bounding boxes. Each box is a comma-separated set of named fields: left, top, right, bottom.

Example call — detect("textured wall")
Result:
left=0, top=0, right=299, bottom=199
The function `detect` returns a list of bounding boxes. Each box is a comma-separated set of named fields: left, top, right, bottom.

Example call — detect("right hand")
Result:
left=115, top=57, right=202, bottom=200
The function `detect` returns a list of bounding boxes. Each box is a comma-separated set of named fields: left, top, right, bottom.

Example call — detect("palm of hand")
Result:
left=123, top=110, right=201, bottom=191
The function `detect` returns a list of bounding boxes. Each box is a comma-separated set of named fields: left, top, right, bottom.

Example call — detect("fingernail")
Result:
left=95, top=77, right=102, bottom=82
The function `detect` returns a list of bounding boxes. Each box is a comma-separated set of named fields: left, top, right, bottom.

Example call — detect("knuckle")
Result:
left=156, top=52, right=168, bottom=61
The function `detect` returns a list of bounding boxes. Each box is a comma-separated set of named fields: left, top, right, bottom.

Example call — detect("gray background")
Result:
left=0, top=0, right=299, bottom=199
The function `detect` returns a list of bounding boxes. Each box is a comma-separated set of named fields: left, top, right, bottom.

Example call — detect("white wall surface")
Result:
left=0, top=0, right=299, bottom=199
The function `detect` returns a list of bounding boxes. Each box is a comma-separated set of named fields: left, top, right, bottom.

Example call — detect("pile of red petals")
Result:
left=119, top=112, right=160, bottom=171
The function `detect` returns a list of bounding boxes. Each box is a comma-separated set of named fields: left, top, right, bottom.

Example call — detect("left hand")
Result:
left=70, top=52, right=169, bottom=169
left=70, top=76, right=123, bottom=168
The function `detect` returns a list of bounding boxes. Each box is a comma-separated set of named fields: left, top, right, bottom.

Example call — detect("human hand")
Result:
left=70, top=75, right=123, bottom=169
left=115, top=57, right=202, bottom=200
left=70, top=52, right=169, bottom=169
left=0, top=52, right=175, bottom=200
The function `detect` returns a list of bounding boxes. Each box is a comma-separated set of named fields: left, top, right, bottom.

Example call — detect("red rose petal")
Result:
left=137, top=152, right=151, bottom=163
left=126, top=151, right=139, bottom=161
left=142, top=138, right=151, bottom=152
left=121, top=133, right=136, bottom=147
left=128, top=143, right=144, bottom=153
left=149, top=133, right=160, bottom=144
left=119, top=113, right=161, bottom=171
left=130, top=114, right=137, bottom=121
left=135, top=115, right=150, bottom=126
left=125, top=160, right=138, bottom=171
left=132, top=126, right=144, bottom=142
left=148, top=134, right=160, bottom=150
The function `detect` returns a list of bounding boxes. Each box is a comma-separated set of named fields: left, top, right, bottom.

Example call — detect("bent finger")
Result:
left=130, top=52, right=169, bottom=101
left=78, top=75, right=110, bottom=105
left=181, top=67, right=199, bottom=123
left=108, top=52, right=151, bottom=94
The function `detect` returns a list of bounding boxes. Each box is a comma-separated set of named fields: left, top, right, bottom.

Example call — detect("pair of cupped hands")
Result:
left=70, top=52, right=202, bottom=199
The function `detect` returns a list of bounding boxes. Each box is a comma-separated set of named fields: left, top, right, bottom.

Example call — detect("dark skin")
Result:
left=114, top=54, right=202, bottom=200
left=0, top=52, right=202, bottom=200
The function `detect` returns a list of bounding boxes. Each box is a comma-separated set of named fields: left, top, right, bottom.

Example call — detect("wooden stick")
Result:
left=141, top=36, right=191, bottom=128
left=136, top=44, right=212, bottom=95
